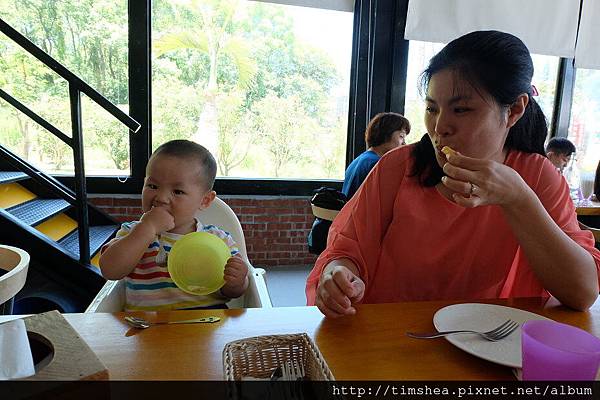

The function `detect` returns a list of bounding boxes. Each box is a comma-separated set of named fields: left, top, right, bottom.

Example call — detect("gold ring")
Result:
left=469, top=182, right=476, bottom=195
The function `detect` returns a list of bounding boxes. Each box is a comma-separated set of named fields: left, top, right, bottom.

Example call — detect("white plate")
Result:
left=433, top=303, right=551, bottom=368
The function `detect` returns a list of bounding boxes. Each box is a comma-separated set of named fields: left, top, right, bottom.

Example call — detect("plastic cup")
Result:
left=167, top=232, right=231, bottom=295
left=521, top=320, right=600, bottom=380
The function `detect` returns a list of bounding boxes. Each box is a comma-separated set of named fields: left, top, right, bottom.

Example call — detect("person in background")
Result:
left=546, top=137, right=576, bottom=173
left=307, top=30, right=600, bottom=318
left=342, top=112, right=411, bottom=199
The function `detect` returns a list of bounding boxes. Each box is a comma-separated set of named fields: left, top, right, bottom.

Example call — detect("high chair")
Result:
left=85, top=197, right=272, bottom=312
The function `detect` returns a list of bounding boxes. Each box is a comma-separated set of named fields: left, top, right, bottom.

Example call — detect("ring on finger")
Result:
left=469, top=182, right=477, bottom=195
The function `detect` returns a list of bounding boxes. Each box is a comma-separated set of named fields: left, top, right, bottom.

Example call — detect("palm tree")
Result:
left=154, top=0, right=257, bottom=159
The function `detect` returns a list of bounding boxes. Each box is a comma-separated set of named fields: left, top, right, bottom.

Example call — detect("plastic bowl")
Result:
left=167, top=232, right=230, bottom=295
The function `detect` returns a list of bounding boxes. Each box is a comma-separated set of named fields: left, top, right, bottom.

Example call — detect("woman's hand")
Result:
left=442, top=148, right=598, bottom=310
left=441, top=148, right=531, bottom=209
left=315, top=263, right=365, bottom=318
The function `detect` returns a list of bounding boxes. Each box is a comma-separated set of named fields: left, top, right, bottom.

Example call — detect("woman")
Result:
left=306, top=30, right=600, bottom=317
left=342, top=112, right=411, bottom=199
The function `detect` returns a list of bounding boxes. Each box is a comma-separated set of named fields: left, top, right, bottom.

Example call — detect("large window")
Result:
left=151, top=0, right=353, bottom=179
left=568, top=69, right=600, bottom=175
left=0, top=0, right=129, bottom=176
left=404, top=41, right=559, bottom=145
left=1, top=1, right=596, bottom=196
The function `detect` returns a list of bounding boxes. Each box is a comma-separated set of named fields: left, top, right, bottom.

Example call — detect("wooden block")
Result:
left=22, top=310, right=108, bottom=380
left=0, top=245, right=29, bottom=305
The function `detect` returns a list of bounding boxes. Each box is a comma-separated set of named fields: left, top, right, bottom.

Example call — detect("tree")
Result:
left=154, top=0, right=257, bottom=158
left=151, top=76, right=202, bottom=148
left=215, top=91, right=255, bottom=176
left=251, top=92, right=317, bottom=177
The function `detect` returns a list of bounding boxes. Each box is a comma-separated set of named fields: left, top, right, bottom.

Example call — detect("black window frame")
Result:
left=57, top=0, right=573, bottom=196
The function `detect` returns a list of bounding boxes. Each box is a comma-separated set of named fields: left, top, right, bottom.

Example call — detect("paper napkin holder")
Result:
left=20, top=310, right=108, bottom=380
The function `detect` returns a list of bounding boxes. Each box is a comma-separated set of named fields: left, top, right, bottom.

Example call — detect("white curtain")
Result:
left=404, top=0, right=580, bottom=58
left=255, top=0, right=354, bottom=12
left=575, top=0, right=600, bottom=69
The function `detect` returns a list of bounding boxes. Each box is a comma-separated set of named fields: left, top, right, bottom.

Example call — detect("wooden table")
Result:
left=11, top=297, right=598, bottom=381
left=577, top=199, right=600, bottom=216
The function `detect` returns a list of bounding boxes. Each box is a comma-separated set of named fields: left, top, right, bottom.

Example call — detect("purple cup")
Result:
left=522, top=320, right=600, bottom=380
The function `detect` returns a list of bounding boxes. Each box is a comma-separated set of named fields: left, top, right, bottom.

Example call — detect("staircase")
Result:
left=0, top=167, right=119, bottom=312
left=0, top=18, right=140, bottom=313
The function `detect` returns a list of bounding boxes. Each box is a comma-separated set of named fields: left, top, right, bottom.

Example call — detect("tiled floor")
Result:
left=262, top=265, right=312, bottom=307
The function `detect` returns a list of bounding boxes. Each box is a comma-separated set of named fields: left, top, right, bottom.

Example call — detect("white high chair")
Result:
left=85, top=197, right=272, bottom=312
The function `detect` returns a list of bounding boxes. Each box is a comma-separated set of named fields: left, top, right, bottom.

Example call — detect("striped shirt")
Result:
left=113, top=219, right=238, bottom=311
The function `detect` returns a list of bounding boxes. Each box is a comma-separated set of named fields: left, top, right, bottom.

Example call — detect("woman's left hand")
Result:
left=441, top=150, right=530, bottom=208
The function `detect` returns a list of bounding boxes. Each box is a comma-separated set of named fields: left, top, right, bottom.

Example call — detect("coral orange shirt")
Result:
left=306, top=145, right=600, bottom=305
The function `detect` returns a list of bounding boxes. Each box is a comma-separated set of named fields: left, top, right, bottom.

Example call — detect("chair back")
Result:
left=196, top=197, right=248, bottom=261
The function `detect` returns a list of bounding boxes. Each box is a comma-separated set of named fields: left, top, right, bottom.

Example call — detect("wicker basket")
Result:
left=223, top=333, right=334, bottom=381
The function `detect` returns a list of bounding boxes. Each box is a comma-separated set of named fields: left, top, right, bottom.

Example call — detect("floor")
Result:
left=262, top=265, right=312, bottom=307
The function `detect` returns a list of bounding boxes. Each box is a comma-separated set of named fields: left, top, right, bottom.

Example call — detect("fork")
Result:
left=406, top=319, right=519, bottom=341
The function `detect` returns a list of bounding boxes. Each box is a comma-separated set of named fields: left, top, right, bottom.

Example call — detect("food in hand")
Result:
left=441, top=146, right=457, bottom=158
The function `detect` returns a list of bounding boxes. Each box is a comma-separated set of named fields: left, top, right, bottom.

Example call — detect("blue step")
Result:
left=6, top=199, right=71, bottom=226
left=0, top=171, right=28, bottom=184
left=58, top=225, right=118, bottom=259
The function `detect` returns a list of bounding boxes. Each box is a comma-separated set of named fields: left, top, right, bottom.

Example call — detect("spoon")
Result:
left=124, top=315, right=220, bottom=329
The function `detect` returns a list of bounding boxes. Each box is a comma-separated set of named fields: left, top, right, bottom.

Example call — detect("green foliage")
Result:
left=215, top=90, right=255, bottom=176
left=251, top=92, right=319, bottom=177
left=2, top=0, right=350, bottom=179
left=152, top=77, right=202, bottom=149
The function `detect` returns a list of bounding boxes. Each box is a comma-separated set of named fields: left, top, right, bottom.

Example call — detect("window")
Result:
left=151, top=0, right=353, bottom=180
left=403, top=41, right=559, bottom=144
left=0, top=0, right=129, bottom=176
left=568, top=69, right=600, bottom=175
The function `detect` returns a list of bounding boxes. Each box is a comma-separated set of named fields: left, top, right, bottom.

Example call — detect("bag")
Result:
left=307, top=187, right=347, bottom=255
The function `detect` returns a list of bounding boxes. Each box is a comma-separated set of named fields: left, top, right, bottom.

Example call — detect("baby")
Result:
left=99, top=140, right=248, bottom=311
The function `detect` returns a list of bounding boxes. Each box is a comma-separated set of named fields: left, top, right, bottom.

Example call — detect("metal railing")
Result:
left=0, top=18, right=141, bottom=265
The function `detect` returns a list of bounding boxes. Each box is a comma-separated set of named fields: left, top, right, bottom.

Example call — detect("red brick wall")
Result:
left=89, top=195, right=318, bottom=267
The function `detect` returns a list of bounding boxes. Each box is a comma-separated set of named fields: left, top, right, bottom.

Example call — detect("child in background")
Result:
left=546, top=137, right=576, bottom=174
left=99, top=140, right=248, bottom=311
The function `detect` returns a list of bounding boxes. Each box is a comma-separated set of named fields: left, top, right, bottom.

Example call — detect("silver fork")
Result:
left=406, top=319, right=519, bottom=342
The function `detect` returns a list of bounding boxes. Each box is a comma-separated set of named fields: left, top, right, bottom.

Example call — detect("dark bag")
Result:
left=307, top=218, right=332, bottom=255
left=307, top=187, right=347, bottom=255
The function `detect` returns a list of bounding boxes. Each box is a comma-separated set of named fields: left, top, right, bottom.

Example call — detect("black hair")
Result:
left=412, top=30, right=548, bottom=186
left=546, top=137, right=576, bottom=156
left=150, top=139, right=217, bottom=190
left=365, top=112, right=411, bottom=148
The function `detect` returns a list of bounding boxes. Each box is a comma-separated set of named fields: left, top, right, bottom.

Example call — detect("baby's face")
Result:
left=142, top=154, right=210, bottom=234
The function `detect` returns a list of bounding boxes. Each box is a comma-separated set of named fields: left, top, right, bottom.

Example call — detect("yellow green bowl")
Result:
left=168, top=232, right=230, bottom=295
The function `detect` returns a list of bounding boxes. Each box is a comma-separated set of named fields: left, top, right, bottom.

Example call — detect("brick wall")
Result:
left=89, top=195, right=318, bottom=267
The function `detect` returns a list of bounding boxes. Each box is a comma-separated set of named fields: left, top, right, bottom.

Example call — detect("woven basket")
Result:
left=223, top=333, right=334, bottom=381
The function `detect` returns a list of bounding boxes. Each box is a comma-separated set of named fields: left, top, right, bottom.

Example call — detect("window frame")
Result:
left=56, top=0, right=572, bottom=196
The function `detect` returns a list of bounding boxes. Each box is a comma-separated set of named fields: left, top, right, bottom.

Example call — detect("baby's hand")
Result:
left=140, top=206, right=175, bottom=235
left=223, top=254, right=249, bottom=289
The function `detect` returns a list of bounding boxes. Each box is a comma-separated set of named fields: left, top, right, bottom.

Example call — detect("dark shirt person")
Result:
left=342, top=112, right=411, bottom=199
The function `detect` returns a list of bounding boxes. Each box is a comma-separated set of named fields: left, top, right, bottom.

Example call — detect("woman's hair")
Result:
left=365, top=112, right=411, bottom=148
left=412, top=30, right=548, bottom=186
